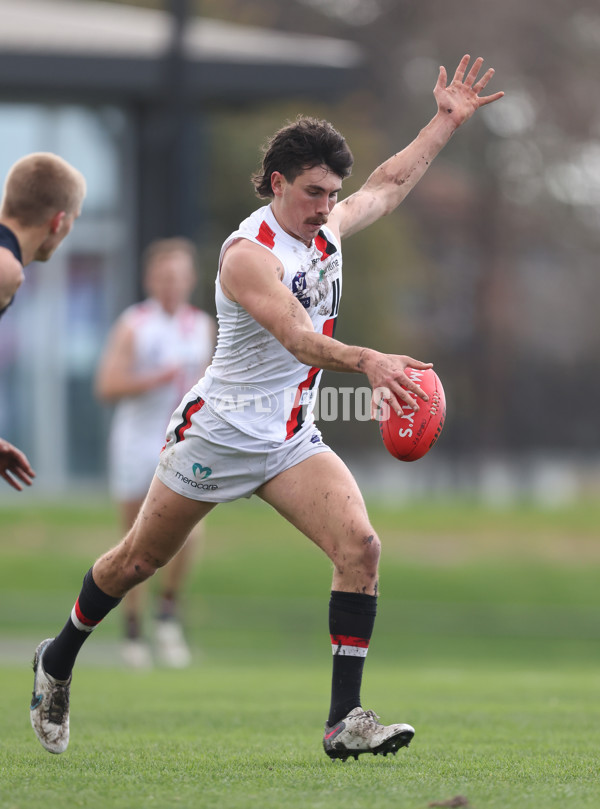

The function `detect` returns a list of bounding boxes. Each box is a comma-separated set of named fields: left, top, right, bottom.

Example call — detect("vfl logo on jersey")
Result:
left=292, top=230, right=339, bottom=310
left=292, top=270, right=310, bottom=309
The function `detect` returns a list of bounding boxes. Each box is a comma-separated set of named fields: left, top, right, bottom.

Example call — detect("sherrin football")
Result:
left=379, top=367, right=446, bottom=462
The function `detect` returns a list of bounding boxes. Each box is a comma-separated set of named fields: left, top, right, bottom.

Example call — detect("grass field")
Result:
left=1, top=497, right=600, bottom=809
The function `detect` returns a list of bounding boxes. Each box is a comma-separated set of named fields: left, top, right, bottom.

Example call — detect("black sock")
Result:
left=328, top=590, right=377, bottom=726
left=43, top=568, right=122, bottom=681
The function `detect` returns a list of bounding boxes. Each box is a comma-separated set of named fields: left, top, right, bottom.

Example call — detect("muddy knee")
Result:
left=95, top=544, right=163, bottom=594
left=334, top=531, right=381, bottom=576
left=356, top=532, right=381, bottom=572
left=127, top=555, right=160, bottom=586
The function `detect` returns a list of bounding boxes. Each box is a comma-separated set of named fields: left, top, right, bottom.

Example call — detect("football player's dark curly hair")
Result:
left=251, top=115, right=354, bottom=199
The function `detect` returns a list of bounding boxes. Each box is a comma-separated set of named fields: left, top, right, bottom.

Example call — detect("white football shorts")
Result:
left=155, top=395, right=331, bottom=503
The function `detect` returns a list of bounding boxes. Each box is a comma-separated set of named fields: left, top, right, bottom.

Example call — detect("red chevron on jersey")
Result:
left=257, top=220, right=276, bottom=249
left=323, top=317, right=335, bottom=338
left=284, top=316, right=337, bottom=440
left=285, top=365, right=320, bottom=440
left=315, top=230, right=337, bottom=261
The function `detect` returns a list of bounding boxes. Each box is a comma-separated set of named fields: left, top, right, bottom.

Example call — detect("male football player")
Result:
left=0, top=152, right=86, bottom=490
left=30, top=56, right=502, bottom=759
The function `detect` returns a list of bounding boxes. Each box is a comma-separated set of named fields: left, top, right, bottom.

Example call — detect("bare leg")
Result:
left=93, top=476, right=215, bottom=597
left=118, top=499, right=204, bottom=633
left=30, top=478, right=216, bottom=753
left=118, top=499, right=146, bottom=640
left=257, top=452, right=380, bottom=594
left=257, top=452, right=384, bottom=732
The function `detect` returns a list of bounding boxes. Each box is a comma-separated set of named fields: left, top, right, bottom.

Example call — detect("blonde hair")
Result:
left=1, top=152, right=86, bottom=226
left=142, top=237, right=199, bottom=275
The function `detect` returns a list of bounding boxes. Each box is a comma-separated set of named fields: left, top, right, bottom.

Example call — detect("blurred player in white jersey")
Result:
left=95, top=238, right=216, bottom=668
left=30, top=55, right=503, bottom=758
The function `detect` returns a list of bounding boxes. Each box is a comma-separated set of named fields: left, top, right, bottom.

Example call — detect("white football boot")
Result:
left=30, top=639, right=71, bottom=754
left=323, top=707, right=414, bottom=761
left=154, top=619, right=192, bottom=668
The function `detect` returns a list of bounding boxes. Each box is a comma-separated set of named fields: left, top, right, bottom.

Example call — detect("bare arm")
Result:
left=330, top=55, right=504, bottom=240
left=94, top=320, right=178, bottom=402
left=221, top=240, right=432, bottom=413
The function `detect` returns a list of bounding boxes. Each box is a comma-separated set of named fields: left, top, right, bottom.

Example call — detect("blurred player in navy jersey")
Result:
left=30, top=55, right=502, bottom=759
left=95, top=238, right=215, bottom=668
left=0, top=153, right=86, bottom=491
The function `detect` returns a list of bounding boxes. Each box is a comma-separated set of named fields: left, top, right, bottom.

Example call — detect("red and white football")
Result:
left=379, top=368, right=446, bottom=462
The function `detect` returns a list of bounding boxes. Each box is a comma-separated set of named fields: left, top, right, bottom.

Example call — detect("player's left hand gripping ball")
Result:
left=379, top=368, right=446, bottom=462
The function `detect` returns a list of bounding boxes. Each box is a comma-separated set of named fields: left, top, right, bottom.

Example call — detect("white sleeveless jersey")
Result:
left=109, top=298, right=214, bottom=477
left=196, top=204, right=342, bottom=443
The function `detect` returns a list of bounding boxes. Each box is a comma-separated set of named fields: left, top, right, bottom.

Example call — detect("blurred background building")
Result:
left=0, top=0, right=360, bottom=493
left=1, top=0, right=600, bottom=503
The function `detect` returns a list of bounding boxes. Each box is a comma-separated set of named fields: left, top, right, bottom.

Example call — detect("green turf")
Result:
left=1, top=498, right=600, bottom=808
left=4, top=663, right=600, bottom=809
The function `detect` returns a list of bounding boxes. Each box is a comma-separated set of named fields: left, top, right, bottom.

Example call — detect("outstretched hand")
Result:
left=0, top=438, right=35, bottom=491
left=435, top=54, right=504, bottom=128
